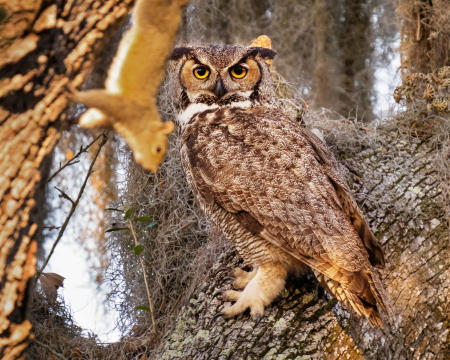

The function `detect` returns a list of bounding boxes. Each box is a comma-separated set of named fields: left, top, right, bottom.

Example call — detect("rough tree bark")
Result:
left=156, top=127, right=448, bottom=359
left=0, top=1, right=134, bottom=358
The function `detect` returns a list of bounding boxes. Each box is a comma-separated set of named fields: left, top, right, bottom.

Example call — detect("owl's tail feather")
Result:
left=314, top=269, right=391, bottom=328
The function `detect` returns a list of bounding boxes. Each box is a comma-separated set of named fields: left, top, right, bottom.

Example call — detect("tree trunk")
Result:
left=156, top=126, right=448, bottom=359
left=313, top=0, right=374, bottom=120
left=0, top=1, right=133, bottom=358
left=335, top=0, right=374, bottom=120
left=313, top=0, right=337, bottom=111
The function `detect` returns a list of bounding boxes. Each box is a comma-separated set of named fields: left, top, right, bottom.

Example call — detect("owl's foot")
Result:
left=221, top=263, right=287, bottom=320
left=231, top=267, right=256, bottom=289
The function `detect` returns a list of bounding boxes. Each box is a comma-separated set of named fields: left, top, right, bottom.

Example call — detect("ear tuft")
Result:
left=170, top=47, right=193, bottom=60
left=247, top=47, right=277, bottom=60
left=256, top=47, right=277, bottom=60
left=250, top=35, right=272, bottom=49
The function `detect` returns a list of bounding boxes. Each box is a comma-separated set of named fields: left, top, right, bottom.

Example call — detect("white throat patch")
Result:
left=177, top=103, right=218, bottom=125
left=177, top=101, right=253, bottom=125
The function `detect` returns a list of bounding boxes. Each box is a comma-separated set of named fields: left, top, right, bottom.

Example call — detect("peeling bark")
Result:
left=157, top=128, right=448, bottom=359
left=0, top=1, right=134, bottom=358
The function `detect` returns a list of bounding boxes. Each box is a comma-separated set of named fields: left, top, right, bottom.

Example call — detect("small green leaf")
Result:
left=145, top=220, right=158, bottom=229
left=105, top=227, right=129, bottom=233
left=132, top=243, right=143, bottom=256
left=134, top=216, right=152, bottom=222
left=134, top=305, right=150, bottom=312
left=124, top=208, right=133, bottom=220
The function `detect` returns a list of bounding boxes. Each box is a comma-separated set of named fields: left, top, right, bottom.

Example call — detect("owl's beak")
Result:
left=213, top=77, right=226, bottom=98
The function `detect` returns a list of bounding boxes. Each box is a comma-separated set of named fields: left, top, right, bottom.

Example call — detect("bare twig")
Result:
left=55, top=186, right=75, bottom=205
left=33, top=339, right=69, bottom=360
left=415, top=11, right=422, bottom=42
left=36, top=133, right=108, bottom=281
left=47, top=133, right=104, bottom=183
left=41, top=225, right=61, bottom=231
left=128, top=219, right=157, bottom=334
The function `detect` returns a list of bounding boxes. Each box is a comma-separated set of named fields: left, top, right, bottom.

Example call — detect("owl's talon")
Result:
left=254, top=314, right=261, bottom=325
left=213, top=265, right=229, bottom=277
left=211, top=312, right=224, bottom=324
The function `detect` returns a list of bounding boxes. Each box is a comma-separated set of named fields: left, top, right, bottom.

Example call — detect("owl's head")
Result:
left=170, top=45, right=277, bottom=114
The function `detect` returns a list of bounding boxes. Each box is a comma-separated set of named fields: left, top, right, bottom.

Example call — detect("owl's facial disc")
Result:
left=180, top=56, right=262, bottom=106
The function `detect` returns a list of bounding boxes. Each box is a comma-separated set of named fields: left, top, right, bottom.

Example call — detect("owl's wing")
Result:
left=298, top=128, right=385, bottom=268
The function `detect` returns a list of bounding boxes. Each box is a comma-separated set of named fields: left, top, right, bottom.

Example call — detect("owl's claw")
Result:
left=222, top=276, right=233, bottom=283
left=213, top=265, right=229, bottom=278
left=214, top=267, right=256, bottom=302
left=222, top=290, right=265, bottom=319
left=210, top=312, right=224, bottom=324
left=254, top=314, right=261, bottom=325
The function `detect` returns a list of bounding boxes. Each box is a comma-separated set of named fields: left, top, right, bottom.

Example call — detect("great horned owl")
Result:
left=170, top=44, right=390, bottom=327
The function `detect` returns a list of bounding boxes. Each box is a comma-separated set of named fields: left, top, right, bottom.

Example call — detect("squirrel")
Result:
left=70, top=0, right=188, bottom=172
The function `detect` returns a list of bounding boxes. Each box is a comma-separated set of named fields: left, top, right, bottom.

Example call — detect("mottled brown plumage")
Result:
left=170, top=43, right=391, bottom=327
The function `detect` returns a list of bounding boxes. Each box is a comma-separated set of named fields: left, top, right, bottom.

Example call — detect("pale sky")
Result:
left=43, top=133, right=122, bottom=343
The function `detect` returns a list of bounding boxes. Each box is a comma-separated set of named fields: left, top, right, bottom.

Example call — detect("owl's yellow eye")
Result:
left=193, top=66, right=210, bottom=79
left=230, top=65, right=247, bottom=79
